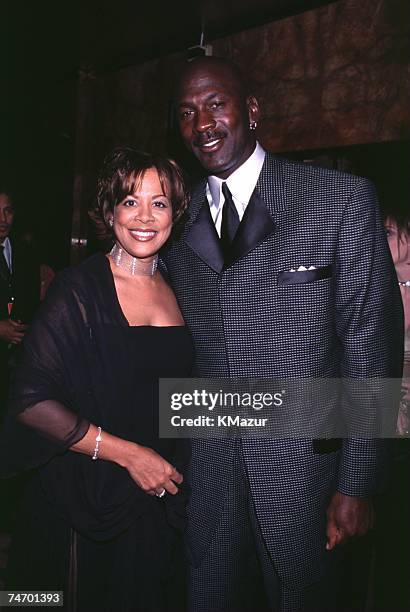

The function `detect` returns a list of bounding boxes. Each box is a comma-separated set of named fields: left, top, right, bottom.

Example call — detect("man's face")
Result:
left=0, top=193, right=14, bottom=241
left=176, top=61, right=260, bottom=179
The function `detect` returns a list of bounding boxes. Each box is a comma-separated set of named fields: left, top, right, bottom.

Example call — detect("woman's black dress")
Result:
left=1, top=253, right=193, bottom=611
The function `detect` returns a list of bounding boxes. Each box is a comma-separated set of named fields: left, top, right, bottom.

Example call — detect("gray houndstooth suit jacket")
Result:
left=163, top=153, right=403, bottom=589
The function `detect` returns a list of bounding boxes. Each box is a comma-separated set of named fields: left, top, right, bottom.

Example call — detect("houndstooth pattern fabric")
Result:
left=187, top=440, right=276, bottom=612
left=164, top=153, right=403, bottom=589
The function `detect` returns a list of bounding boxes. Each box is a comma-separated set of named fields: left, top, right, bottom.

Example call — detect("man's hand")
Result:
left=326, top=491, right=374, bottom=550
left=0, top=319, right=28, bottom=344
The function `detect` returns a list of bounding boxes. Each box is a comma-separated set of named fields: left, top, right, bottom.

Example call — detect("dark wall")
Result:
left=5, top=0, right=408, bottom=265
left=2, top=3, right=78, bottom=271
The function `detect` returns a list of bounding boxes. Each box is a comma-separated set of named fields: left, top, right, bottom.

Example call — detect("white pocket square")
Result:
left=289, top=265, right=317, bottom=272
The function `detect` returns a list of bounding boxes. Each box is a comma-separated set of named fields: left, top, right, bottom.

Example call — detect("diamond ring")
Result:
left=156, top=489, right=166, bottom=498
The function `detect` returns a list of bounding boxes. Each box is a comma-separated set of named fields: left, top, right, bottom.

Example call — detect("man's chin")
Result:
left=194, top=154, right=228, bottom=175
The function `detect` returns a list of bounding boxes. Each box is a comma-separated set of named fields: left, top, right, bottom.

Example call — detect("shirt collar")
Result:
left=207, top=142, right=266, bottom=210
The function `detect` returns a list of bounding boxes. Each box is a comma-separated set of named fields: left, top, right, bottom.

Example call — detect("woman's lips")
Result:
left=129, top=229, right=157, bottom=242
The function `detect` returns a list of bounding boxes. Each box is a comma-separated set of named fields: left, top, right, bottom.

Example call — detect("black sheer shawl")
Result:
left=0, top=254, right=190, bottom=539
left=1, top=270, right=92, bottom=473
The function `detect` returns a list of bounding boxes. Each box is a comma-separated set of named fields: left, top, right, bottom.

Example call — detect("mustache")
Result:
left=193, top=130, right=227, bottom=147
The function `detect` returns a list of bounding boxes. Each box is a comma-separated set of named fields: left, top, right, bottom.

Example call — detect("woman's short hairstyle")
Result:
left=96, top=147, right=189, bottom=231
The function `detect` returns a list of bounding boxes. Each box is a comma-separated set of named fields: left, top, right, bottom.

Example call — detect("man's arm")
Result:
left=328, top=177, right=403, bottom=547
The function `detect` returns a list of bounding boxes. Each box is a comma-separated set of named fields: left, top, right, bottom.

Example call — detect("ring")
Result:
left=156, top=489, right=166, bottom=498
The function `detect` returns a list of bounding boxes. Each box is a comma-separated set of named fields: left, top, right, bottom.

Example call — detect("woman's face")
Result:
left=385, top=217, right=410, bottom=281
left=110, top=168, right=173, bottom=260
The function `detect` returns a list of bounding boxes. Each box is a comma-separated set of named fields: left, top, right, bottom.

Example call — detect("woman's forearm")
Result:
left=70, top=424, right=183, bottom=495
left=70, top=423, right=134, bottom=467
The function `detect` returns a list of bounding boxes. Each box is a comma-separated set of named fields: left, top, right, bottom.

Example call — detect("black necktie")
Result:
left=220, top=182, right=240, bottom=254
left=0, top=244, right=11, bottom=283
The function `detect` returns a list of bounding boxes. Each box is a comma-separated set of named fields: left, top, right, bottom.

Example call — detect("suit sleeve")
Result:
left=333, top=177, right=403, bottom=496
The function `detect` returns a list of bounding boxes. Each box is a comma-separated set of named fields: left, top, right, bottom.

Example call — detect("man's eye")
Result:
left=180, top=110, right=193, bottom=119
left=210, top=101, right=224, bottom=109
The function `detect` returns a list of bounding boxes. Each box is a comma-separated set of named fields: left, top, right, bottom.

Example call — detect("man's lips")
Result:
left=193, top=132, right=227, bottom=151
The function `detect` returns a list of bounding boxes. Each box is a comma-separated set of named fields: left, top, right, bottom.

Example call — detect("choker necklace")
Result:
left=109, top=243, right=158, bottom=277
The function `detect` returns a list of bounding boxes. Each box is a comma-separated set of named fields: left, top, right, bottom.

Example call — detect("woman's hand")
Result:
left=123, top=443, right=183, bottom=496
left=71, top=424, right=183, bottom=496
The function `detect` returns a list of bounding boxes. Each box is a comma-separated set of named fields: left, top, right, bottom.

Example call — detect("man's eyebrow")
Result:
left=178, top=92, right=225, bottom=107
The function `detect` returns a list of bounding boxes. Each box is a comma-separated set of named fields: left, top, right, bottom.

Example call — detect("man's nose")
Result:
left=194, top=109, right=216, bottom=133
left=0, top=210, right=7, bottom=223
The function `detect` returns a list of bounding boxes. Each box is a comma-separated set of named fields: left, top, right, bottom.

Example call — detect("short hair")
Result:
left=96, top=147, right=189, bottom=231
left=0, top=183, right=14, bottom=206
left=174, top=56, right=253, bottom=101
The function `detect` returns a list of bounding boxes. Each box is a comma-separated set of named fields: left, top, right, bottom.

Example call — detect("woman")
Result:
left=1, top=148, right=193, bottom=611
left=385, top=214, right=410, bottom=435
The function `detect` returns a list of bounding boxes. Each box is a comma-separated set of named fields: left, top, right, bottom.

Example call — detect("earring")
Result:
left=108, top=218, right=114, bottom=227
left=249, top=121, right=257, bottom=131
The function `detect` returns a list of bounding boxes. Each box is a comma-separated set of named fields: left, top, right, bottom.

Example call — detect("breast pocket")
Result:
left=277, top=265, right=332, bottom=286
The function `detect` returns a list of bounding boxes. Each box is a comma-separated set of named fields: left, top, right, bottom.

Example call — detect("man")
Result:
left=0, top=188, right=40, bottom=418
left=164, top=57, right=403, bottom=611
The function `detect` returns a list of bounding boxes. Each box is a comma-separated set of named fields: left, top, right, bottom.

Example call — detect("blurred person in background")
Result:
left=384, top=213, right=410, bottom=435
left=0, top=185, right=40, bottom=420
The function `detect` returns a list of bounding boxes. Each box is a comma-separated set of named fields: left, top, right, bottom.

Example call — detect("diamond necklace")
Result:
left=109, top=243, right=158, bottom=276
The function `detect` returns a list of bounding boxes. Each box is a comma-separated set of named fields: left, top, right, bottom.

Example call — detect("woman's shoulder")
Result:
left=48, top=252, right=110, bottom=308
left=56, top=252, right=108, bottom=286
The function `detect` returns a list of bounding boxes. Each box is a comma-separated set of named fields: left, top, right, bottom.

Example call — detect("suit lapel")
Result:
left=225, top=187, right=275, bottom=268
left=183, top=154, right=289, bottom=272
left=0, top=248, right=12, bottom=284
left=184, top=182, right=224, bottom=273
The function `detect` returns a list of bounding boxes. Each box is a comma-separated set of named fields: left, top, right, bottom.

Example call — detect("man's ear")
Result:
left=247, top=95, right=260, bottom=124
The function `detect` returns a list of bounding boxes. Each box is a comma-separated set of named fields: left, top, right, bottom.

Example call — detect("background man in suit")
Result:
left=0, top=188, right=40, bottom=419
left=164, top=57, right=403, bottom=611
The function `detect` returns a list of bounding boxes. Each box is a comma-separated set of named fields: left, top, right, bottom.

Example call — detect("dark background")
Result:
left=1, top=0, right=408, bottom=270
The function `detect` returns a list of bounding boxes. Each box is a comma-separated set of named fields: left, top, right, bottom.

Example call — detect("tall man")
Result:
left=164, top=57, right=403, bottom=611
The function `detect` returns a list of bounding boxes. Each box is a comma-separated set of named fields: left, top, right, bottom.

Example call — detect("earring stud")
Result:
left=108, top=218, right=114, bottom=227
left=249, top=121, right=257, bottom=131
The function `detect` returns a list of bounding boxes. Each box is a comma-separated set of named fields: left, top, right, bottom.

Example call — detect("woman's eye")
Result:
left=385, top=227, right=396, bottom=238
left=123, top=199, right=137, bottom=207
left=153, top=200, right=168, bottom=208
